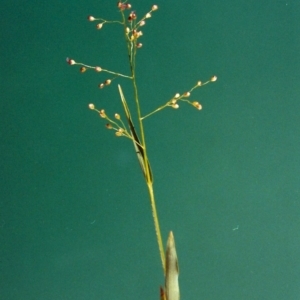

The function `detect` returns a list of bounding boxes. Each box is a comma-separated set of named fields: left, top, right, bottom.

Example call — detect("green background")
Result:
left=1, top=1, right=300, bottom=299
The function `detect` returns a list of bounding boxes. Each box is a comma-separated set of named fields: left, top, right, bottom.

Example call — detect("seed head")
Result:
left=183, top=92, right=190, bottom=97
left=88, top=103, right=95, bottom=110
left=192, top=101, right=202, bottom=110
left=152, top=5, right=158, bottom=11
left=210, top=75, right=217, bottom=82
left=66, top=57, right=76, bottom=65
left=80, top=67, right=87, bottom=73
left=128, top=11, right=137, bottom=21
left=95, top=66, right=102, bottom=72
left=114, top=113, right=120, bottom=120
left=133, top=31, right=143, bottom=38
left=137, top=43, right=143, bottom=48
left=88, top=16, right=95, bottom=21
left=174, top=93, right=180, bottom=99
left=172, top=103, right=179, bottom=109
left=117, top=2, right=124, bottom=9
left=104, top=79, right=111, bottom=86
left=146, top=13, right=151, bottom=18
left=99, top=83, right=105, bottom=89
left=99, top=109, right=106, bottom=118
left=118, top=2, right=131, bottom=10
left=96, top=23, right=103, bottom=29
left=197, top=81, right=202, bottom=86
left=106, top=123, right=112, bottom=129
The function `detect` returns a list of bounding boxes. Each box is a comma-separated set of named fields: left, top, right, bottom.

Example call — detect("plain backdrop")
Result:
left=1, top=1, right=300, bottom=299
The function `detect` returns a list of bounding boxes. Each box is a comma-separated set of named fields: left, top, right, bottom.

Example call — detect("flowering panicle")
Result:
left=66, top=3, right=159, bottom=92
left=67, top=2, right=217, bottom=285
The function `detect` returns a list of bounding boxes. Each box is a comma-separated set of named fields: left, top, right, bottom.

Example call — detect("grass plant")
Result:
left=67, top=2, right=217, bottom=299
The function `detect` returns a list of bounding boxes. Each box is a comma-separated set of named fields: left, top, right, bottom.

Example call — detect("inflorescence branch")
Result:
left=141, top=76, right=217, bottom=120
left=87, top=104, right=144, bottom=148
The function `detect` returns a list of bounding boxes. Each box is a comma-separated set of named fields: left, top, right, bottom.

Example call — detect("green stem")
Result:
left=147, top=182, right=166, bottom=274
left=131, top=60, right=165, bottom=274
left=121, top=11, right=165, bottom=273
